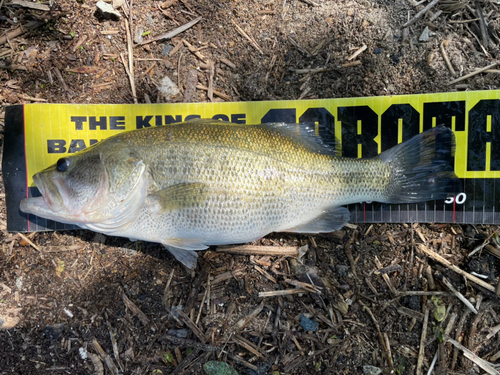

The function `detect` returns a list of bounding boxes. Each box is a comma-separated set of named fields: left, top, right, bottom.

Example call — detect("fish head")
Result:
left=20, top=144, right=147, bottom=227
left=20, top=150, right=110, bottom=223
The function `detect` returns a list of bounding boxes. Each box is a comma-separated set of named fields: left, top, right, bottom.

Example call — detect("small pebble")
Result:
left=163, top=44, right=173, bottom=56
left=363, top=365, right=382, bottom=375
left=300, top=314, right=318, bottom=332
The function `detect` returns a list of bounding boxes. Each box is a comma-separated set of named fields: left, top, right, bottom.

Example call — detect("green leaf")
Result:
left=431, top=296, right=446, bottom=322
left=70, top=31, right=75, bottom=38
left=142, top=30, right=151, bottom=36
left=203, top=361, right=238, bottom=375
left=163, top=352, right=173, bottom=363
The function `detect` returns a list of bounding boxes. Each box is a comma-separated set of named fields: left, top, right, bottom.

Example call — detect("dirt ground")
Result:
left=1, top=0, right=500, bottom=374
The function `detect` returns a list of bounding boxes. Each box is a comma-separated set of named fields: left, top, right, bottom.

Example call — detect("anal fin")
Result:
left=284, top=206, right=350, bottom=233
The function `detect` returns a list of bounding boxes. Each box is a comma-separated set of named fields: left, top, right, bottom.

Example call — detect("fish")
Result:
left=20, top=120, right=461, bottom=269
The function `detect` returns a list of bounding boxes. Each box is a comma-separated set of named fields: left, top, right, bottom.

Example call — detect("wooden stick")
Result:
left=17, top=94, right=47, bottom=102
left=107, top=322, right=124, bottom=372
left=121, top=291, right=150, bottom=325
left=345, top=230, right=358, bottom=277
left=403, top=0, right=440, bottom=28
left=449, top=18, right=480, bottom=24
left=416, top=304, right=430, bottom=375
left=258, top=289, right=310, bottom=297
left=92, top=338, right=120, bottom=375
left=183, top=39, right=207, bottom=63
left=418, top=244, right=495, bottom=292
left=232, top=301, right=264, bottom=330
left=342, top=61, right=362, bottom=67
left=53, top=67, right=69, bottom=91
left=18, top=233, right=41, bottom=252
left=207, top=60, right=214, bottom=102
left=0, top=20, right=45, bottom=45
left=217, top=244, right=298, bottom=256
left=291, top=67, right=333, bottom=74
left=359, top=301, right=394, bottom=370
left=446, top=336, right=500, bottom=375
left=230, top=19, right=263, bottom=54
left=440, top=274, right=478, bottom=314
left=374, top=256, right=397, bottom=297
left=0, top=63, right=27, bottom=71
left=162, top=269, right=175, bottom=306
left=196, top=84, right=231, bottom=101
left=124, top=19, right=137, bottom=103
left=440, top=41, right=456, bottom=76
left=348, top=44, right=367, bottom=61
left=448, top=61, right=500, bottom=85
left=135, top=17, right=201, bottom=46
left=220, top=58, right=236, bottom=69
left=10, top=0, right=50, bottom=10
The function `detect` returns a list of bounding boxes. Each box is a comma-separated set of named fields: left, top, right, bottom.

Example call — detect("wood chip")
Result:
left=10, top=0, right=50, bottom=10
left=232, top=301, right=264, bottom=330
left=0, top=21, right=45, bottom=45
left=92, top=338, right=120, bottom=375
left=121, top=292, right=150, bottom=325
left=220, top=58, right=236, bottom=69
left=135, top=17, right=201, bottom=46
left=232, top=334, right=265, bottom=358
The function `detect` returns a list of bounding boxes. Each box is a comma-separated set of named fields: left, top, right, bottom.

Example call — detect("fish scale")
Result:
left=20, top=120, right=461, bottom=269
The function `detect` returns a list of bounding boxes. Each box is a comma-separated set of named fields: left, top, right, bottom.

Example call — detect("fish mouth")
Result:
left=20, top=174, right=85, bottom=224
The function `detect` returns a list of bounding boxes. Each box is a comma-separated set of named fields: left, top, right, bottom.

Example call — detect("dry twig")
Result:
left=416, top=304, right=430, bottom=375
left=418, top=244, right=495, bottom=292
left=446, top=336, right=500, bottom=375
left=448, top=61, right=500, bottom=85
left=231, top=19, right=264, bottom=54
left=403, top=0, right=441, bottom=28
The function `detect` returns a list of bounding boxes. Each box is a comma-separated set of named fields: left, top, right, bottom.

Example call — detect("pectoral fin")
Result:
left=164, top=245, right=199, bottom=269
left=147, top=182, right=208, bottom=214
left=284, top=206, right=350, bottom=233
left=162, top=237, right=209, bottom=269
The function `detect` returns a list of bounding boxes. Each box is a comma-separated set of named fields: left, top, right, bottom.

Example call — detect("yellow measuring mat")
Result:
left=3, top=89, right=499, bottom=232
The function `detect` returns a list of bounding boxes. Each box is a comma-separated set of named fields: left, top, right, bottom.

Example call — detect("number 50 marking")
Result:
left=445, top=193, right=467, bottom=204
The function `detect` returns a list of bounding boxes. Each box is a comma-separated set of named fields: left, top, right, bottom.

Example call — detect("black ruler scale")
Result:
left=3, top=93, right=500, bottom=232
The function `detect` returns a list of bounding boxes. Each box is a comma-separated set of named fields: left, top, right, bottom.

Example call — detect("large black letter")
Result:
left=47, top=140, right=67, bottom=153
left=381, top=103, right=420, bottom=151
left=136, top=116, right=153, bottom=129
left=338, top=106, right=378, bottom=158
left=423, top=101, right=465, bottom=131
left=89, top=116, right=107, bottom=130
left=261, top=108, right=296, bottom=123
left=467, top=99, right=500, bottom=171
left=71, top=116, right=87, bottom=130
left=110, top=116, right=125, bottom=130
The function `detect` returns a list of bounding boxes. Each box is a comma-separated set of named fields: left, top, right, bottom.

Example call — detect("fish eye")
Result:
left=56, top=158, right=70, bottom=172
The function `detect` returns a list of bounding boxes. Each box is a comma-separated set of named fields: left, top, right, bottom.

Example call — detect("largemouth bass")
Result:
left=20, top=120, right=460, bottom=268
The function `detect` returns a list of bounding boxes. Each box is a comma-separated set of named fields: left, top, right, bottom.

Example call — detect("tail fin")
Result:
left=379, top=125, right=461, bottom=203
